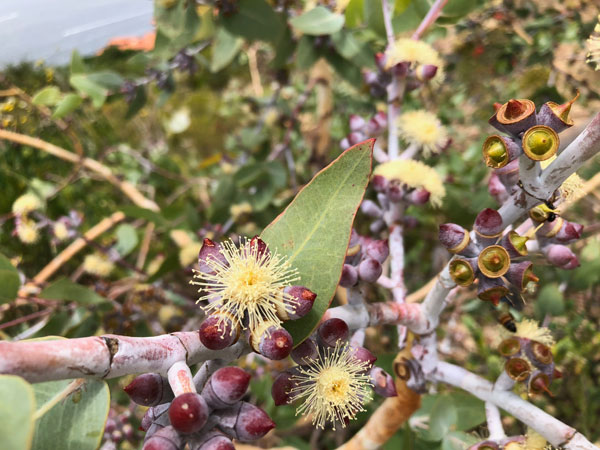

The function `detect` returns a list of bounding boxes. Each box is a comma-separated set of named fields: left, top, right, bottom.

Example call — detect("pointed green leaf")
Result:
left=261, top=140, right=374, bottom=344
left=222, top=0, right=284, bottom=43
left=32, top=87, right=61, bottom=106
left=114, top=224, right=139, bottom=257
left=289, top=6, right=345, bottom=35
left=211, top=27, right=243, bottom=72
left=0, top=375, right=36, bottom=450
left=52, top=94, right=83, bottom=119
left=40, top=279, right=110, bottom=306
left=31, top=379, right=110, bottom=450
left=0, top=252, right=21, bottom=304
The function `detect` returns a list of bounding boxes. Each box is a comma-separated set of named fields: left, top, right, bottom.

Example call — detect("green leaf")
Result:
left=364, top=0, right=386, bottom=36
left=448, top=392, right=485, bottom=431
left=261, top=140, right=374, bottom=344
left=296, top=36, right=320, bottom=69
left=0, top=252, right=21, bottom=304
left=121, top=205, right=169, bottom=227
left=392, top=0, right=429, bottom=32
left=441, top=431, right=479, bottom=450
left=69, top=74, right=108, bottom=108
left=325, top=52, right=362, bottom=86
left=52, top=94, right=83, bottom=119
left=222, top=0, right=284, bottom=43
left=289, top=6, right=345, bottom=36
left=70, top=50, right=86, bottom=74
left=125, top=85, right=147, bottom=119
left=426, top=395, right=458, bottom=441
left=0, top=375, right=36, bottom=450
left=31, top=379, right=110, bottom=450
left=535, top=283, right=565, bottom=317
left=40, top=279, right=110, bottom=306
left=114, top=224, right=139, bottom=257
left=345, top=0, right=364, bottom=28
left=394, top=0, right=412, bottom=15
left=331, top=29, right=374, bottom=68
left=211, top=27, right=243, bottom=72
left=32, top=87, right=61, bottom=106
left=441, top=0, right=482, bottom=18
left=154, top=0, right=201, bottom=58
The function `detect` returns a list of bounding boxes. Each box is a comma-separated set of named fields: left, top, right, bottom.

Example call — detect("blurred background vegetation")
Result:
left=1, top=0, right=600, bottom=448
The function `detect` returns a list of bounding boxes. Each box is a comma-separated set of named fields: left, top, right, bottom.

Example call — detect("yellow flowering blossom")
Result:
left=12, top=193, right=43, bottom=216
left=397, top=110, right=448, bottom=156
left=386, top=38, right=445, bottom=84
left=83, top=253, right=115, bottom=277
left=16, top=220, right=40, bottom=244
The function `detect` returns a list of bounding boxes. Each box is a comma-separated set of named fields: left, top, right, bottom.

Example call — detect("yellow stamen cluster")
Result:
left=586, top=15, right=600, bottom=71
left=521, top=427, right=550, bottom=450
left=193, top=238, right=299, bottom=332
left=83, top=253, right=115, bottom=277
left=385, top=38, right=445, bottom=84
left=511, top=319, right=554, bottom=346
left=16, top=220, right=40, bottom=244
left=12, top=193, right=43, bottom=216
left=373, top=159, right=446, bottom=207
left=397, top=110, right=448, bottom=156
left=290, top=342, right=373, bottom=430
left=53, top=222, right=69, bottom=241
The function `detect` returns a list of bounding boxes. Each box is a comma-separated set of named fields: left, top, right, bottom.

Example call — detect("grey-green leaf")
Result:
left=40, top=279, right=110, bottom=306
left=31, top=379, right=110, bottom=450
left=32, top=87, right=61, bottom=106
left=114, top=224, right=139, bottom=257
left=0, top=375, right=36, bottom=450
left=0, top=252, right=21, bottom=304
left=261, top=140, right=374, bottom=344
left=289, top=6, right=345, bottom=35
left=52, top=94, right=83, bottom=119
left=211, top=27, right=243, bottom=72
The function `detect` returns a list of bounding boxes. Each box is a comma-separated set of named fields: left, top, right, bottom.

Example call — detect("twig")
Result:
left=411, top=0, right=449, bottom=40
left=0, top=129, right=160, bottom=212
left=136, top=222, right=155, bottom=270
left=0, top=308, right=53, bottom=331
left=485, top=402, right=506, bottom=440
left=247, top=45, right=264, bottom=97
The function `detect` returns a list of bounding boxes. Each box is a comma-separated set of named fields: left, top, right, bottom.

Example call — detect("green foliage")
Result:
left=0, top=375, right=36, bottom=450
left=289, top=6, right=345, bottom=36
left=261, top=140, right=373, bottom=344
left=0, top=252, right=21, bottom=304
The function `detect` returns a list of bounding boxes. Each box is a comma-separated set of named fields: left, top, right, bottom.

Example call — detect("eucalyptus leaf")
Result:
left=52, top=94, right=83, bottom=119
left=289, top=6, right=345, bottom=36
left=32, top=86, right=61, bottom=106
left=222, top=0, right=284, bottom=43
left=211, top=27, right=243, bottom=72
left=40, top=279, right=110, bottom=306
left=261, top=140, right=374, bottom=344
left=114, top=224, right=139, bottom=257
left=0, top=252, right=21, bottom=304
left=31, top=379, right=110, bottom=450
left=0, top=375, right=36, bottom=450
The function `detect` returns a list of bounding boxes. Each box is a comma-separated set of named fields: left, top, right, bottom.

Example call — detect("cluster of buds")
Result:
left=440, top=208, right=539, bottom=305
left=339, top=230, right=388, bottom=286
left=125, top=366, right=275, bottom=449
left=498, top=336, right=561, bottom=397
left=467, top=437, right=525, bottom=450
left=363, top=51, right=439, bottom=99
left=194, top=236, right=317, bottom=360
left=271, top=318, right=396, bottom=430
left=102, top=407, right=139, bottom=447
left=339, top=112, right=388, bottom=150
left=484, top=94, right=579, bottom=198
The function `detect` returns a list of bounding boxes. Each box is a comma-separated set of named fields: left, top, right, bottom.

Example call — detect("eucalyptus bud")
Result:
left=468, top=441, right=499, bottom=450
left=291, top=338, right=319, bottom=365
left=317, top=318, right=350, bottom=348
left=525, top=341, right=553, bottom=367
left=218, top=402, right=275, bottom=442
left=438, top=223, right=476, bottom=256
left=249, top=236, right=269, bottom=259
left=406, top=188, right=430, bottom=205
left=506, top=261, right=538, bottom=292
left=361, top=199, right=383, bottom=218
left=478, top=245, right=511, bottom=278
left=339, top=264, right=358, bottom=288
left=191, top=432, right=235, bottom=450
left=473, top=208, right=503, bottom=244
left=543, top=244, right=580, bottom=269
left=143, top=426, right=182, bottom=450
left=477, top=276, right=509, bottom=306
left=449, top=258, right=477, bottom=287
left=537, top=218, right=583, bottom=244
left=348, top=131, right=366, bottom=146
left=349, top=114, right=366, bottom=131
left=482, top=135, right=521, bottom=168
left=537, top=91, right=579, bottom=133
left=168, top=393, right=209, bottom=434
left=488, top=172, right=509, bottom=204
left=501, top=231, right=529, bottom=258
left=199, top=312, right=240, bottom=350
left=489, top=98, right=536, bottom=135
left=351, top=346, right=377, bottom=373
left=522, top=125, right=559, bottom=161
left=505, top=357, right=531, bottom=381
left=415, top=64, right=438, bottom=81
left=201, top=367, right=251, bottom=409
left=250, top=322, right=293, bottom=360
left=358, top=258, right=383, bottom=283
left=198, top=238, right=227, bottom=275
left=276, top=285, right=317, bottom=321
left=124, top=373, right=174, bottom=407
left=271, top=370, right=297, bottom=406
left=365, top=239, right=389, bottom=263
left=370, top=367, right=397, bottom=397
left=372, top=175, right=388, bottom=192
left=496, top=159, right=519, bottom=189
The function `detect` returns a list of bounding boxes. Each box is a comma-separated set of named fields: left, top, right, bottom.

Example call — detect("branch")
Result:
left=0, top=331, right=247, bottom=383
left=431, top=362, right=599, bottom=450
left=485, top=402, right=506, bottom=441
left=411, top=0, right=449, bottom=40
left=0, top=129, right=160, bottom=212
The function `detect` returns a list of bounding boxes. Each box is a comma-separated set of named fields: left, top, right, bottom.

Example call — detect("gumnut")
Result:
left=168, top=393, right=209, bottom=434
left=275, top=285, right=317, bottom=321
left=317, top=318, right=350, bottom=348
left=339, top=264, right=358, bottom=288
left=271, top=370, right=297, bottom=406
left=357, top=258, right=382, bottom=282
left=370, top=367, right=397, bottom=397
left=199, top=313, right=240, bottom=350
left=250, top=322, right=293, bottom=360
left=291, top=338, right=319, bottom=365
left=124, top=373, right=174, bottom=407
left=218, top=402, right=275, bottom=442
left=201, top=366, right=251, bottom=409
left=143, top=426, right=182, bottom=450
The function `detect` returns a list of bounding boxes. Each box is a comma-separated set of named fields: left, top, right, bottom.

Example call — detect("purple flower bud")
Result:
left=366, top=113, right=387, bottom=135
left=370, top=367, right=397, bottom=397
left=370, top=219, right=385, bottom=233
left=250, top=323, right=293, bottom=360
left=124, top=373, right=174, bottom=407
left=249, top=236, right=269, bottom=259
left=348, top=131, right=366, bottom=146
left=143, top=426, right=181, bottom=450
left=358, top=258, right=382, bottom=282
left=365, top=240, right=389, bottom=263
left=198, top=238, right=227, bottom=275
left=473, top=208, right=503, bottom=242
left=219, top=402, right=275, bottom=442
left=199, top=313, right=240, bottom=350
left=291, top=338, right=319, bottom=365
left=538, top=218, right=583, bottom=244
left=544, top=244, right=580, bottom=269
left=191, top=432, right=235, bottom=450
left=415, top=64, right=438, bottom=81
left=201, top=367, right=251, bottom=409
left=140, top=407, right=158, bottom=432
left=438, top=223, right=470, bottom=254
left=374, top=52, right=387, bottom=71
left=392, top=62, right=409, bottom=77
left=386, top=180, right=404, bottom=203
left=271, top=370, right=297, bottom=406
left=105, top=418, right=117, bottom=433
left=477, top=276, right=509, bottom=306
left=339, top=264, right=358, bottom=288
left=361, top=199, right=383, bottom=218
left=276, top=285, right=317, bottom=321
left=371, top=175, right=388, bottom=192
left=340, top=137, right=350, bottom=150
left=496, top=158, right=519, bottom=189
left=169, top=393, right=209, bottom=434
left=406, top=188, right=430, bottom=205
left=351, top=346, right=377, bottom=373
left=317, top=318, right=350, bottom=348
left=505, top=261, right=538, bottom=292
left=349, top=114, right=366, bottom=131
left=363, top=70, right=378, bottom=85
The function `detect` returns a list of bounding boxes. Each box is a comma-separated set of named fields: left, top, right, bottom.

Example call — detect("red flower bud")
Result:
left=317, top=318, right=350, bottom=348
left=365, top=239, right=389, bottom=263
left=474, top=208, right=503, bottom=242
left=219, top=403, right=275, bottom=442
left=339, top=264, right=358, bottom=288
left=386, top=180, right=404, bottom=203
left=415, top=64, right=438, bottom=81
left=488, top=172, right=509, bottom=204
left=199, top=313, right=240, bottom=350
left=143, top=426, right=182, bottom=450
left=340, top=137, right=350, bottom=149
left=406, top=188, right=430, bottom=205
left=374, top=52, right=387, bottom=71
left=351, top=346, right=377, bottom=373
left=439, top=223, right=476, bottom=256
left=358, top=258, right=382, bottom=282
left=291, top=338, right=318, bottom=365
left=250, top=322, right=293, bottom=360
left=201, top=367, right=251, bottom=409
left=371, top=175, right=388, bottom=192
left=348, top=131, right=366, bottom=146
left=544, top=244, right=580, bottom=269
left=249, top=236, right=269, bottom=259
left=124, top=373, right=174, bottom=407
left=198, top=238, right=227, bottom=275
left=191, top=431, right=235, bottom=450
left=370, top=367, right=397, bottom=397
left=349, top=114, right=366, bottom=131
left=168, top=393, right=209, bottom=434
left=276, top=285, right=317, bottom=320
left=271, top=370, right=297, bottom=406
